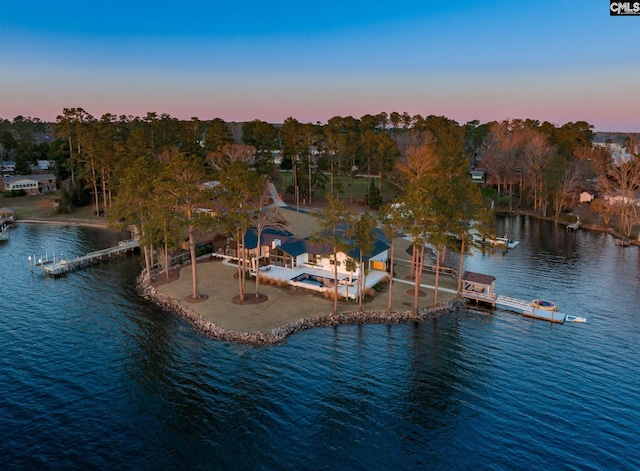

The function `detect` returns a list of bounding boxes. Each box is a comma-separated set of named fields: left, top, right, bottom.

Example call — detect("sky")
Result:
left=1, top=1, right=639, bottom=131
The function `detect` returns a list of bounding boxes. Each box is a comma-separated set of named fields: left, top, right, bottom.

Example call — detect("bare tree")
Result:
left=251, top=182, right=284, bottom=299
left=553, top=161, right=585, bottom=221
left=598, top=160, right=640, bottom=237
left=522, top=130, right=555, bottom=214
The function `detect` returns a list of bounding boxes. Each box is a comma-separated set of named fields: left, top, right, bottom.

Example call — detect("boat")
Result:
left=0, top=218, right=9, bottom=242
left=489, top=235, right=519, bottom=249
left=472, top=230, right=519, bottom=249
left=565, top=315, right=587, bottom=323
left=531, top=299, right=558, bottom=311
left=615, top=238, right=631, bottom=247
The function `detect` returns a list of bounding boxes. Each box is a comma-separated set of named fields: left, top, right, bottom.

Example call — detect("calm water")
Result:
left=1, top=217, right=639, bottom=470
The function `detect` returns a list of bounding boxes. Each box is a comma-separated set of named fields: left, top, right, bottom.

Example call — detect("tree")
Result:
left=157, top=153, right=213, bottom=301
left=204, top=118, right=234, bottom=153
left=394, top=132, right=437, bottom=190
left=380, top=202, right=406, bottom=315
left=599, top=160, right=640, bottom=237
left=400, top=184, right=435, bottom=315
left=108, top=155, right=160, bottom=283
left=350, top=212, right=377, bottom=311
left=206, top=143, right=256, bottom=170
left=242, top=120, right=278, bottom=176
left=312, top=194, right=353, bottom=315
left=216, top=161, right=264, bottom=301
left=251, top=180, right=284, bottom=299
left=365, top=179, right=382, bottom=209
left=54, top=107, right=93, bottom=189
left=522, top=130, right=555, bottom=214
left=552, top=160, right=586, bottom=221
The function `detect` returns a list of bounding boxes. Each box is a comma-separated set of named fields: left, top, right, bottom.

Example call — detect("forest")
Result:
left=1, top=110, right=638, bottom=231
left=2, top=109, right=639, bottom=312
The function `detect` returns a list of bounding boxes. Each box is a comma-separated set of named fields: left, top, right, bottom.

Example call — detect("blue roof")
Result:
left=243, top=227, right=294, bottom=250
left=347, top=238, right=390, bottom=261
left=239, top=224, right=389, bottom=260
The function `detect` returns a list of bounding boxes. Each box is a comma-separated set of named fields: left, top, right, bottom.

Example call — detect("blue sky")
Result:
left=1, top=1, right=639, bottom=131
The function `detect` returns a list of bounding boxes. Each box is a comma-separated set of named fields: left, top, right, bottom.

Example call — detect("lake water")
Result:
left=1, top=216, right=639, bottom=470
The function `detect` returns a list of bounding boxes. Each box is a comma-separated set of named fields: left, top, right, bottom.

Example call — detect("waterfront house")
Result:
left=0, top=174, right=57, bottom=195
left=219, top=226, right=390, bottom=299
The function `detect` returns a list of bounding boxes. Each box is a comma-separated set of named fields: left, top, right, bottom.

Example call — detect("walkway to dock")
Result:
left=462, top=291, right=581, bottom=324
left=31, top=239, right=139, bottom=277
left=495, top=295, right=566, bottom=323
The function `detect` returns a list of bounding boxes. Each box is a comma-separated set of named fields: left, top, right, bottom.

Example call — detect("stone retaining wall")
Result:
left=137, top=273, right=461, bottom=346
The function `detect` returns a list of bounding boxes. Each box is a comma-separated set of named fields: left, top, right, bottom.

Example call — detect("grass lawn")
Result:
left=0, top=193, right=104, bottom=223
left=275, top=172, right=401, bottom=208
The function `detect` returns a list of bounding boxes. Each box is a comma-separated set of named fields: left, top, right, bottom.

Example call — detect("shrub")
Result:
left=3, top=190, right=26, bottom=197
left=55, top=202, right=72, bottom=214
left=195, top=243, right=212, bottom=258
left=372, top=282, right=385, bottom=292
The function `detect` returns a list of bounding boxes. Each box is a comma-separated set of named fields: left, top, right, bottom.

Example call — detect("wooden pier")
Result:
left=31, top=239, right=139, bottom=277
left=461, top=271, right=585, bottom=324
left=567, top=217, right=582, bottom=232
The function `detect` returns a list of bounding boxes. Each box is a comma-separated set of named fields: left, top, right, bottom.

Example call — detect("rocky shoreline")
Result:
left=137, top=273, right=461, bottom=346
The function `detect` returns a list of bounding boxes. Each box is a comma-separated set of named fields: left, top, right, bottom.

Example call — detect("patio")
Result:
left=254, top=263, right=388, bottom=300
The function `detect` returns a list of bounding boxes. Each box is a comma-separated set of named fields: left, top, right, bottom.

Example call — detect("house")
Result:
left=604, top=192, right=640, bottom=207
left=31, top=160, right=55, bottom=171
left=0, top=174, right=57, bottom=194
left=579, top=191, right=594, bottom=204
left=1, top=161, right=16, bottom=174
left=219, top=226, right=391, bottom=300
left=471, top=168, right=486, bottom=182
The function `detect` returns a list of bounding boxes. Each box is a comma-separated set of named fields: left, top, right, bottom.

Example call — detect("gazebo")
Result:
left=461, top=271, right=497, bottom=307
left=0, top=207, right=15, bottom=222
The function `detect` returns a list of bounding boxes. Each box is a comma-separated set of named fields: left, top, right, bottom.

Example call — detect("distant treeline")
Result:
left=1, top=110, right=639, bottom=237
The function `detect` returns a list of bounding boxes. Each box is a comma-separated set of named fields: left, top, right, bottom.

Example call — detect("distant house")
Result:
left=604, top=192, right=640, bottom=207
left=579, top=191, right=594, bottom=204
left=32, top=160, right=55, bottom=171
left=471, top=168, right=486, bottom=182
left=0, top=174, right=57, bottom=195
left=1, top=161, right=16, bottom=174
left=593, top=142, right=633, bottom=165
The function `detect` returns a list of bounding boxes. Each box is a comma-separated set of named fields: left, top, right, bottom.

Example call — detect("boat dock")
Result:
left=496, top=295, right=566, bottom=323
left=31, top=239, right=139, bottom=277
left=461, top=271, right=585, bottom=324
left=0, top=218, right=9, bottom=241
left=567, top=217, right=582, bottom=232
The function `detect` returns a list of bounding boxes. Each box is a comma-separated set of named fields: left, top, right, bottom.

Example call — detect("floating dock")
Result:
left=460, top=271, right=586, bottom=324
left=31, top=239, right=139, bottom=277
left=0, top=217, right=10, bottom=241
left=567, top=218, right=582, bottom=232
left=496, top=295, right=567, bottom=323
